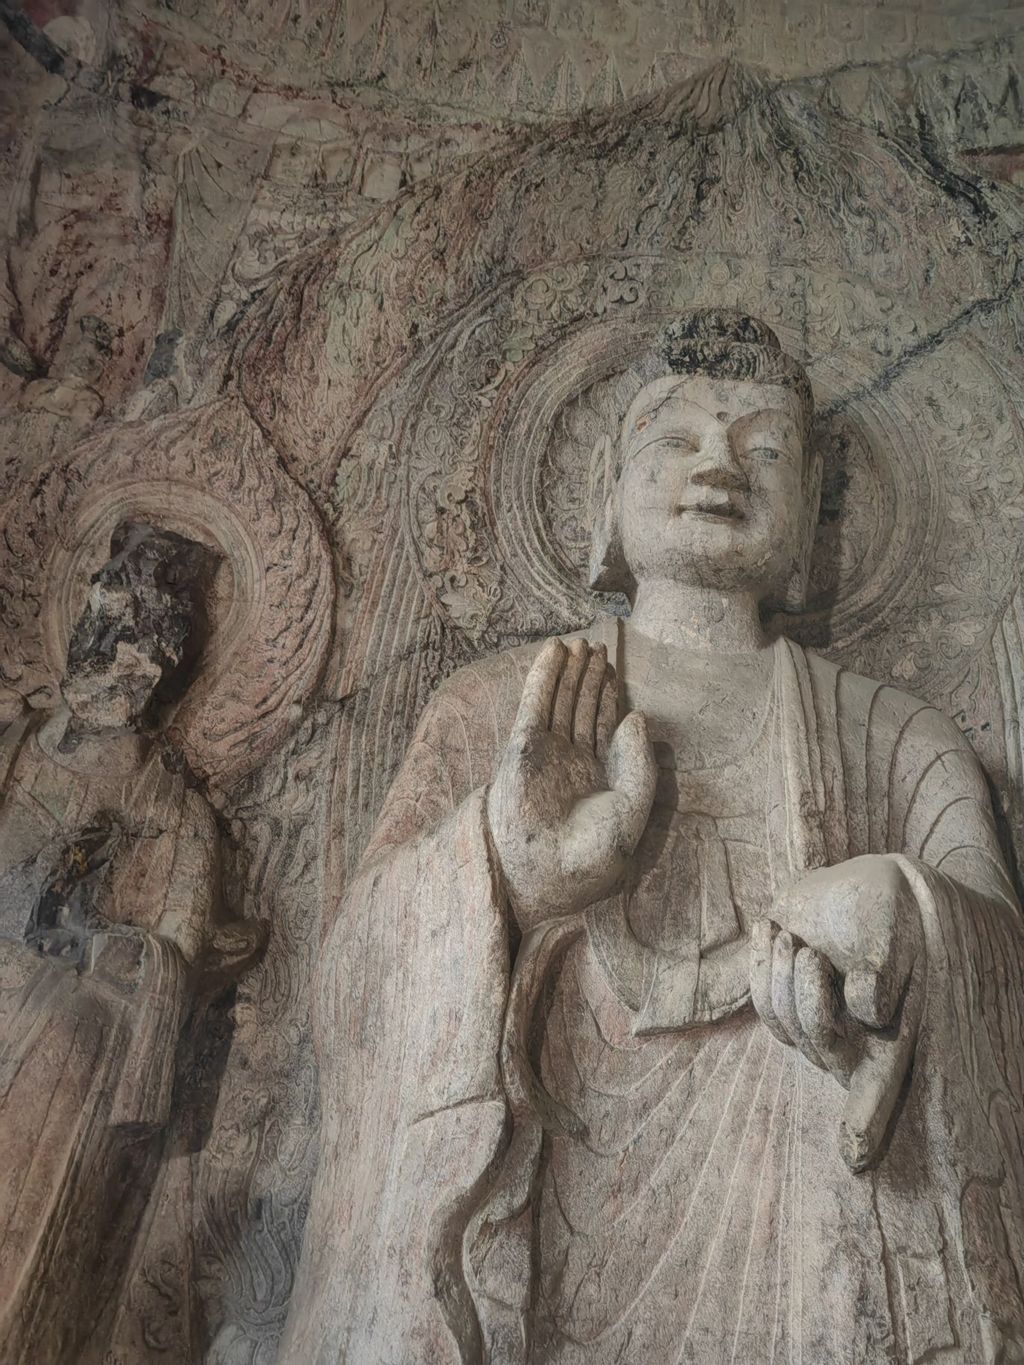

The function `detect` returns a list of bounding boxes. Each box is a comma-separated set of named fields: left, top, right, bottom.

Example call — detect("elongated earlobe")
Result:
left=778, top=443, right=823, bottom=613
left=587, top=434, right=631, bottom=593
left=589, top=494, right=630, bottom=592
left=781, top=547, right=811, bottom=614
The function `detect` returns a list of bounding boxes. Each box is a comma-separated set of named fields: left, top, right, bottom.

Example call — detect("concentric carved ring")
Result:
left=0, top=397, right=333, bottom=786
left=389, top=252, right=1024, bottom=696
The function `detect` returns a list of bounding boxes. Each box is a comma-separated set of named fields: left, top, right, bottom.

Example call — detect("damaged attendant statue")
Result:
left=0, top=523, right=265, bottom=1364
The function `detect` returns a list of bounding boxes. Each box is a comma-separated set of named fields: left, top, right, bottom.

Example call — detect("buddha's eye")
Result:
left=750, top=446, right=782, bottom=463
left=659, top=436, right=699, bottom=454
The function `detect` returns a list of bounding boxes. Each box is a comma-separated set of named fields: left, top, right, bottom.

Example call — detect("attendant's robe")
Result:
left=285, top=621, right=1024, bottom=1365
left=0, top=715, right=210, bottom=1364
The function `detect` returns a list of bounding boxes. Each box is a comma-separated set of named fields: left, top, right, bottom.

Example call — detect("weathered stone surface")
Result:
left=288, top=315, right=1024, bottom=1364
left=61, top=522, right=221, bottom=735
left=0, top=525, right=266, bottom=1363
left=1, top=2, right=1024, bottom=1360
left=0, top=398, right=334, bottom=784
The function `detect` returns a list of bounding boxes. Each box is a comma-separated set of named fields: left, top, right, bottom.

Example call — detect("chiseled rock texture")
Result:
left=1, top=1, right=1024, bottom=1361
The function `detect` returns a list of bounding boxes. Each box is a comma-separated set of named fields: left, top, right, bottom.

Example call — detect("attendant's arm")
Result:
left=153, top=789, right=265, bottom=986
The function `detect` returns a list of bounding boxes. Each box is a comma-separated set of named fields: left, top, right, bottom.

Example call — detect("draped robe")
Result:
left=285, top=620, right=1024, bottom=1365
left=0, top=714, right=207, bottom=1363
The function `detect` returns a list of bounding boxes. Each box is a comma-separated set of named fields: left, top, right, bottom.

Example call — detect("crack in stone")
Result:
left=820, top=256, right=1024, bottom=422
left=789, top=32, right=1019, bottom=93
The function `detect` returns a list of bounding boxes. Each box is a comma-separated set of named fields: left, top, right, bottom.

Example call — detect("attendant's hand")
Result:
left=749, top=853, right=924, bottom=1172
left=487, top=638, right=656, bottom=933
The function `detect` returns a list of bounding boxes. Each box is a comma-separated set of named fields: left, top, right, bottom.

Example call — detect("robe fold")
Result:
left=285, top=624, right=1024, bottom=1365
left=0, top=715, right=201, bottom=1363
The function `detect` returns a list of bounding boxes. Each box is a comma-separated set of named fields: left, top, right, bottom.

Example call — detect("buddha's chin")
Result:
left=656, top=525, right=776, bottom=571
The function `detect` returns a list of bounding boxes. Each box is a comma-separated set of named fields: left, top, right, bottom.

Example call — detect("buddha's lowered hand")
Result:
left=750, top=853, right=925, bottom=1173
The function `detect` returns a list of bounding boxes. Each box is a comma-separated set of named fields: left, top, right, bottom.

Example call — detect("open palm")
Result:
left=487, top=637, right=655, bottom=933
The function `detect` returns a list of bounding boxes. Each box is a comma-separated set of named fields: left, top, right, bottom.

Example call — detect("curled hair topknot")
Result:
left=660, top=310, right=814, bottom=431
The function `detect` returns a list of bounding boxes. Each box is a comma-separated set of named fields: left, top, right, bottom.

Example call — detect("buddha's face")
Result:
left=616, top=374, right=808, bottom=598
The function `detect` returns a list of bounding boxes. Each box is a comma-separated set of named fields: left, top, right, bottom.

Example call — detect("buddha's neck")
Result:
left=628, top=579, right=770, bottom=654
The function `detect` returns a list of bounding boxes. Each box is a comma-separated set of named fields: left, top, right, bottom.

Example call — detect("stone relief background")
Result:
left=2, top=1, right=1024, bottom=1360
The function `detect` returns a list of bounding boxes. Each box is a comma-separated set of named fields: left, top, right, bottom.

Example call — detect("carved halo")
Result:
left=0, top=397, right=334, bottom=787
left=385, top=256, right=1024, bottom=701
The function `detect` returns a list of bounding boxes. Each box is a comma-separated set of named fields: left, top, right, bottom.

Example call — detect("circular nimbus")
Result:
left=396, top=257, right=1024, bottom=700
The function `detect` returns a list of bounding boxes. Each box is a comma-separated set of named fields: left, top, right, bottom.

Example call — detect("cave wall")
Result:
left=2, top=3, right=1024, bottom=1361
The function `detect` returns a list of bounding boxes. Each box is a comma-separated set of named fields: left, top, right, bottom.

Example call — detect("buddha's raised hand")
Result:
left=487, top=638, right=656, bottom=933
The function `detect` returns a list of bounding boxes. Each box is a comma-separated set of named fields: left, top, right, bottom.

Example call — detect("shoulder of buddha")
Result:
left=797, top=642, right=977, bottom=769
left=428, top=622, right=975, bottom=776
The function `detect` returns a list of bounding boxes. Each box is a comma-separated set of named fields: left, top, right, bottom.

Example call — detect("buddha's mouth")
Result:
left=676, top=500, right=745, bottom=522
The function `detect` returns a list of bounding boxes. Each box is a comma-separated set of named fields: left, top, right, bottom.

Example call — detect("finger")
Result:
left=846, top=864, right=917, bottom=1028
left=845, top=956, right=914, bottom=1031
left=840, top=1053, right=895, bottom=1173
left=770, top=929, right=802, bottom=1049
left=606, top=711, right=656, bottom=850
left=512, top=639, right=566, bottom=745
left=750, top=919, right=789, bottom=1046
left=552, top=639, right=588, bottom=739
left=794, top=947, right=852, bottom=1083
left=595, top=664, right=619, bottom=759
left=573, top=643, right=606, bottom=750
left=840, top=962, right=924, bottom=1173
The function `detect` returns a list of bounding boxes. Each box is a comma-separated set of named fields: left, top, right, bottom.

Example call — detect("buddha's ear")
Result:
left=779, top=440, right=824, bottom=613
left=587, top=434, right=631, bottom=593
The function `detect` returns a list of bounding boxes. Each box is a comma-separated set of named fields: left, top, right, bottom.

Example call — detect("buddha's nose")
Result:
left=689, top=430, right=749, bottom=492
